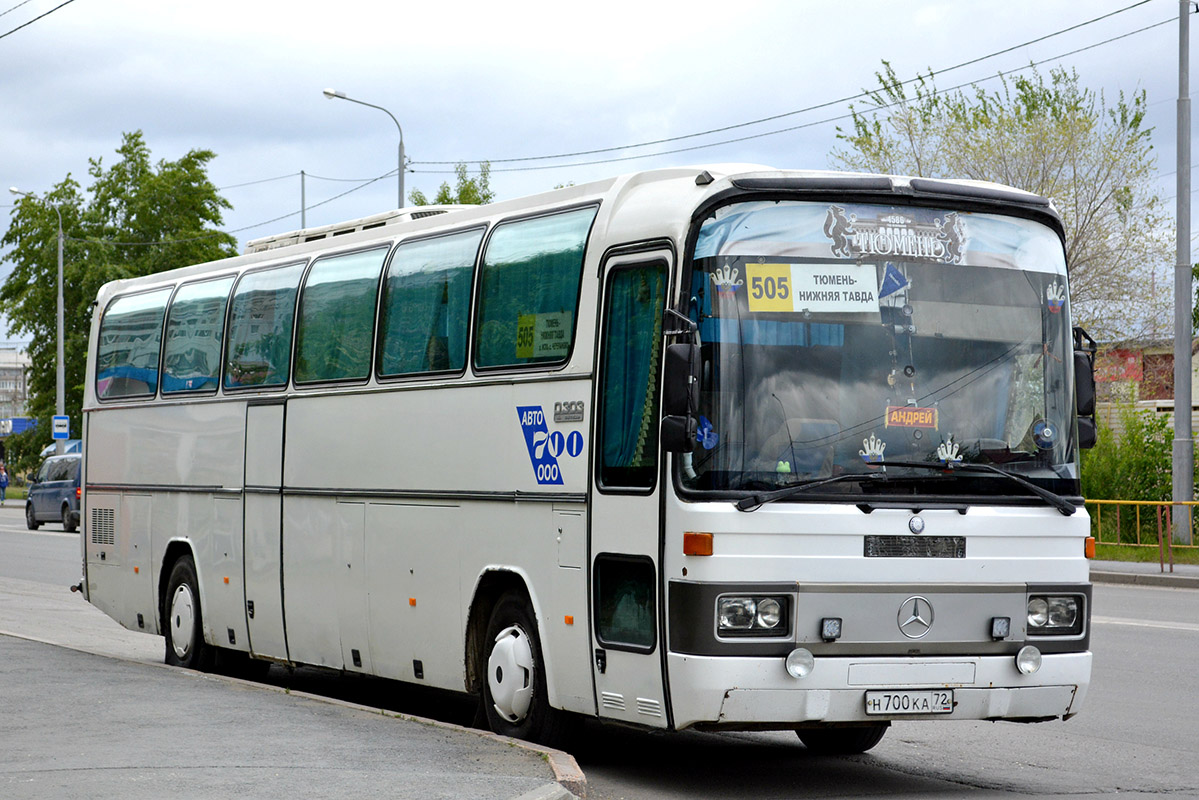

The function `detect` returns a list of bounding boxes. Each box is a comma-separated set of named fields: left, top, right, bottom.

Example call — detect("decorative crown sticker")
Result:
left=1046, top=282, right=1066, bottom=313
left=860, top=433, right=886, bottom=464
left=936, top=436, right=963, bottom=464
left=710, top=264, right=744, bottom=294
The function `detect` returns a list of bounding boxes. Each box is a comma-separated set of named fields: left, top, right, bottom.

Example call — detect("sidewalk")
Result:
left=0, top=577, right=585, bottom=800
left=1090, top=559, right=1199, bottom=589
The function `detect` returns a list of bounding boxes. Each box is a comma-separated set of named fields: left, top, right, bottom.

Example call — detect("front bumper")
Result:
left=668, top=651, right=1091, bottom=730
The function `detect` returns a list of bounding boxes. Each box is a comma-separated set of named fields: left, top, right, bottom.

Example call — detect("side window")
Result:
left=594, top=555, right=656, bottom=651
left=598, top=264, right=667, bottom=490
left=474, top=207, right=597, bottom=369
left=295, top=247, right=388, bottom=383
left=96, top=288, right=173, bottom=400
left=36, top=461, right=52, bottom=482
left=162, top=277, right=234, bottom=394
left=224, top=263, right=305, bottom=389
left=378, top=229, right=482, bottom=377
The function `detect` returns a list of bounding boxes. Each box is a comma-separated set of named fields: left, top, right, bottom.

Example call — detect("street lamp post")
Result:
left=8, top=187, right=65, bottom=455
left=322, top=88, right=406, bottom=209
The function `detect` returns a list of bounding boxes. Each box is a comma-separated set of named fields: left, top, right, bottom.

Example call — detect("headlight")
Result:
left=718, top=597, right=756, bottom=630
left=1027, top=594, right=1083, bottom=636
left=756, top=598, right=782, bottom=629
left=718, top=595, right=789, bottom=636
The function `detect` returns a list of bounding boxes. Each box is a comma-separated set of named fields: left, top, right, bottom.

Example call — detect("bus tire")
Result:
left=797, top=723, right=888, bottom=755
left=163, top=555, right=214, bottom=671
left=25, top=502, right=40, bottom=530
left=481, top=592, right=567, bottom=745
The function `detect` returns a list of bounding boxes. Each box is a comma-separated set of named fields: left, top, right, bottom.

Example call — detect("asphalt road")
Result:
left=5, top=511, right=1198, bottom=799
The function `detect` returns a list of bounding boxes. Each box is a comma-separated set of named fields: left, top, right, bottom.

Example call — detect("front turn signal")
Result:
left=1084, top=537, right=1095, bottom=559
left=683, top=531, right=713, bottom=556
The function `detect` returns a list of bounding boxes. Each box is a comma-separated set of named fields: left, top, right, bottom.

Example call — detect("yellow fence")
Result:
left=1085, top=499, right=1198, bottom=570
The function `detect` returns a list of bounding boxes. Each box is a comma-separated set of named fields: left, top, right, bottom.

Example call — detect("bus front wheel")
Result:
left=481, top=593, right=567, bottom=745
left=163, top=555, right=214, bottom=671
left=797, top=723, right=889, bottom=755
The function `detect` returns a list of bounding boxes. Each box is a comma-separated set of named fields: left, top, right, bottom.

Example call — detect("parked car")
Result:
left=39, top=439, right=81, bottom=458
left=26, top=453, right=81, bottom=532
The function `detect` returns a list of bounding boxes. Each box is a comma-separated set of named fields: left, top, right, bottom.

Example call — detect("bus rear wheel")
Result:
left=164, top=555, right=214, bottom=671
left=797, top=723, right=889, bottom=755
left=481, top=593, right=567, bottom=745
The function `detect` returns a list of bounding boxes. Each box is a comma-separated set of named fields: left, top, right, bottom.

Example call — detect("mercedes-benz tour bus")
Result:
left=81, top=165, right=1096, bottom=753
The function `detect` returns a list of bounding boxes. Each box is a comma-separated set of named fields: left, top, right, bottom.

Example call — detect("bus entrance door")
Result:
left=589, top=254, right=671, bottom=729
left=242, top=400, right=289, bottom=661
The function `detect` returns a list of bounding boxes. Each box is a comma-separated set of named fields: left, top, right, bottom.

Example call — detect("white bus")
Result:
left=82, top=165, right=1096, bottom=753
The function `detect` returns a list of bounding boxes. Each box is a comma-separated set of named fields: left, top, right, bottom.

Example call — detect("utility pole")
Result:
left=1173, top=0, right=1194, bottom=544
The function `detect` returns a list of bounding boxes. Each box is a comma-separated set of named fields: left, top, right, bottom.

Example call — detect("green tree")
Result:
left=1, top=131, right=236, bottom=466
left=832, top=64, right=1171, bottom=342
left=410, top=162, right=494, bottom=206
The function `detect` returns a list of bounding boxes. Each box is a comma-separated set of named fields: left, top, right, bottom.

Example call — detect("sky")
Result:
left=0, top=0, right=1193, bottom=344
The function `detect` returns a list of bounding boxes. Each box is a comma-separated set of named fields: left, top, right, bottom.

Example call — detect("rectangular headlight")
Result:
left=717, top=595, right=789, bottom=636
left=1027, top=594, right=1083, bottom=636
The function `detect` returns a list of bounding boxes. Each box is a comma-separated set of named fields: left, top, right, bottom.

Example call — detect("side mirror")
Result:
left=1073, top=326, right=1097, bottom=449
left=1074, top=350, right=1095, bottom=417
left=1077, top=416, right=1098, bottom=450
left=26, top=473, right=37, bottom=485
left=662, top=343, right=699, bottom=417
left=661, top=415, right=697, bottom=453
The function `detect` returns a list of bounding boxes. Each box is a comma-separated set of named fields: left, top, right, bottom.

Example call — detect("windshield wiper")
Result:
left=879, top=460, right=1077, bottom=516
left=735, top=472, right=886, bottom=511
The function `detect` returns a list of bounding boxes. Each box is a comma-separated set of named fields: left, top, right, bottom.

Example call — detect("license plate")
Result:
left=865, top=689, right=954, bottom=715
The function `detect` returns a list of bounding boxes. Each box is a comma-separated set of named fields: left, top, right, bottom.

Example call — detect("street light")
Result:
left=8, top=187, right=65, bottom=456
left=322, top=88, right=406, bottom=209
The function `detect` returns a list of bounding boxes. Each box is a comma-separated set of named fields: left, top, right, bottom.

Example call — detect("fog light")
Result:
left=785, top=648, right=815, bottom=679
left=820, top=617, right=842, bottom=642
left=1016, top=645, right=1042, bottom=675
left=990, top=616, right=1011, bottom=640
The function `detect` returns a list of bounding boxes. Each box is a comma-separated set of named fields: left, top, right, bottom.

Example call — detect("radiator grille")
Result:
left=864, top=535, right=965, bottom=559
left=90, top=508, right=116, bottom=546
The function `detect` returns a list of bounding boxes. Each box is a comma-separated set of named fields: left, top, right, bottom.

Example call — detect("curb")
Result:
left=1090, top=570, right=1199, bottom=590
left=1, top=628, right=586, bottom=799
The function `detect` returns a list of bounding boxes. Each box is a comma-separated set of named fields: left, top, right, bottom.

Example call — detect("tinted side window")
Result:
left=378, top=229, right=482, bottom=377
left=295, top=248, right=388, bottom=383
left=474, top=207, right=597, bottom=369
left=598, top=264, right=667, bottom=489
left=224, top=263, right=304, bottom=389
left=47, top=459, right=70, bottom=482
left=96, top=288, right=173, bottom=400
left=163, top=277, right=234, bottom=394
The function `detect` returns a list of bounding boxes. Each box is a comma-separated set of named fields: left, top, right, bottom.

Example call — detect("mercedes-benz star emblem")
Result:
left=908, top=515, right=925, bottom=534
left=898, top=595, right=934, bottom=639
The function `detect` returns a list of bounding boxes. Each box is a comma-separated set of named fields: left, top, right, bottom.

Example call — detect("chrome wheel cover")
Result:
left=170, top=583, right=196, bottom=660
left=487, top=624, right=534, bottom=723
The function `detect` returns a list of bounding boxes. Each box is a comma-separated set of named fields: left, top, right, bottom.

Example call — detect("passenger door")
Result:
left=588, top=251, right=671, bottom=728
left=242, top=399, right=289, bottom=661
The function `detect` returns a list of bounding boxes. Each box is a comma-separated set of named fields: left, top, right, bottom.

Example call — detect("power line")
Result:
left=0, top=0, right=36, bottom=20
left=217, top=172, right=299, bottom=191
left=410, top=15, right=1178, bottom=175
left=411, top=0, right=1157, bottom=167
left=61, top=168, right=398, bottom=246
left=0, top=0, right=78, bottom=42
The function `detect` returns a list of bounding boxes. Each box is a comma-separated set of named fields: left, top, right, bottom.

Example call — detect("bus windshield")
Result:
left=683, top=199, right=1078, bottom=500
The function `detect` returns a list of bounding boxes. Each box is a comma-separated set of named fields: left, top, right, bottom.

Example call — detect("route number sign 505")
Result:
left=746, top=264, right=793, bottom=312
